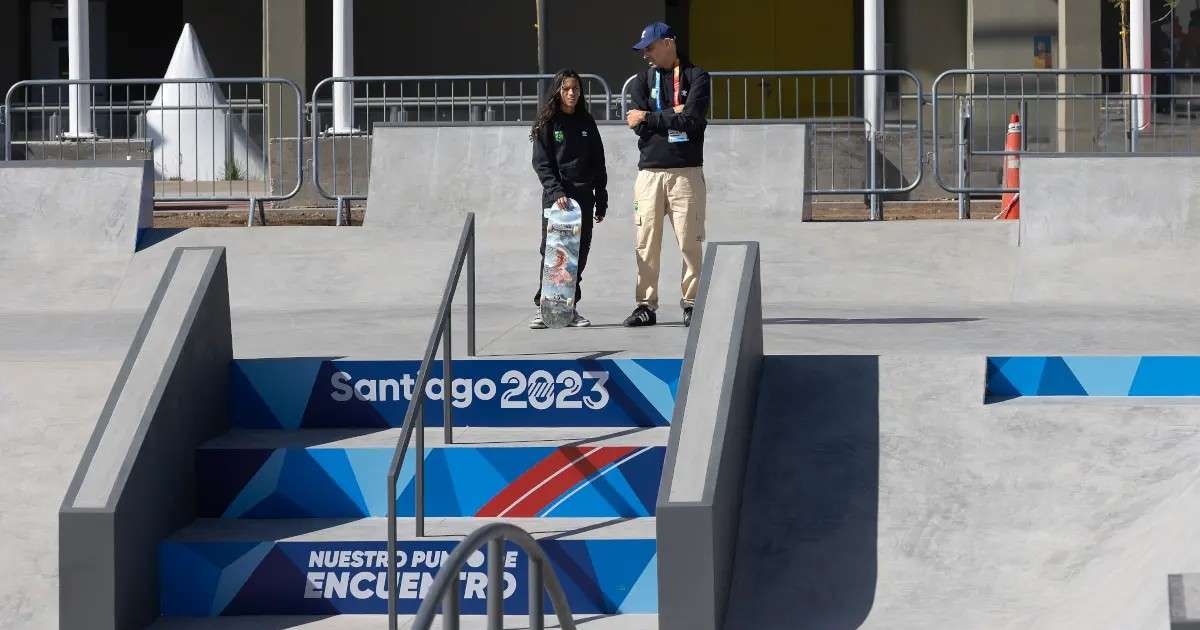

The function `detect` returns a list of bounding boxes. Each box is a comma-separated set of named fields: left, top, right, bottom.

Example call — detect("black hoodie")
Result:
left=531, top=109, right=609, bottom=212
left=628, top=60, right=711, bottom=169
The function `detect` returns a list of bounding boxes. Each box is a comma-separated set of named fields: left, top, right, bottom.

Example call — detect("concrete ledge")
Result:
left=364, top=124, right=813, bottom=230
left=59, top=247, right=232, bottom=630
left=0, top=159, right=153, bottom=257
left=656, top=241, right=764, bottom=630
left=1021, top=155, right=1200, bottom=247
left=1171, top=574, right=1200, bottom=629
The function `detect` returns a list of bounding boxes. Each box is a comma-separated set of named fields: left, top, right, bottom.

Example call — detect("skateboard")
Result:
left=540, top=198, right=583, bottom=328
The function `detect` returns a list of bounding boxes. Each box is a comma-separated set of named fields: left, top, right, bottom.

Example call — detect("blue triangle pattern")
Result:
left=342, top=448, right=392, bottom=517
left=618, top=551, right=659, bottom=613
left=1061, top=356, right=1142, bottom=395
left=158, top=542, right=225, bottom=615
left=1130, top=356, right=1200, bottom=396
left=1036, top=357, right=1087, bottom=396
left=988, top=356, right=1047, bottom=397
left=277, top=449, right=371, bottom=517
left=443, top=448, right=509, bottom=516
left=542, top=540, right=605, bottom=612
left=585, top=539, right=657, bottom=613
left=307, top=448, right=370, bottom=515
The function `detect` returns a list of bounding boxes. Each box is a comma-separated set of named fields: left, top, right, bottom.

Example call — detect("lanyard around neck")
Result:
left=654, top=65, right=682, bottom=112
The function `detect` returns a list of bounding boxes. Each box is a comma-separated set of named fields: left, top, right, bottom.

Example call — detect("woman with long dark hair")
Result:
left=530, top=68, right=608, bottom=328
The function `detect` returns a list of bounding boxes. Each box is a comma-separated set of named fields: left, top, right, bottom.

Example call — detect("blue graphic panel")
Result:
left=230, top=358, right=682, bottom=428
left=987, top=356, right=1200, bottom=398
left=198, top=446, right=665, bottom=519
left=161, top=539, right=657, bottom=615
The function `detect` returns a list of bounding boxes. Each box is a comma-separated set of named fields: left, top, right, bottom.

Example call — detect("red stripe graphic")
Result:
left=475, top=446, right=636, bottom=517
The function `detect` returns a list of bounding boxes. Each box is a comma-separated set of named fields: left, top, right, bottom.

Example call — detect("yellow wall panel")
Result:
left=690, top=0, right=855, bottom=118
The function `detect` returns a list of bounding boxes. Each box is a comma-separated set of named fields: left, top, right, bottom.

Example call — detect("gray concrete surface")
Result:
left=1021, top=155, right=1200, bottom=247
left=169, top=517, right=657, bottom=543
left=7, top=216, right=1200, bottom=630
left=60, top=247, right=232, bottom=630
left=658, top=243, right=762, bottom=630
left=1170, top=574, right=1200, bottom=628
left=725, top=353, right=1200, bottom=630
left=364, top=123, right=816, bottom=230
left=202, top=427, right=669, bottom=450
left=0, top=160, right=152, bottom=257
left=8, top=147, right=1200, bottom=629
left=146, top=613, right=658, bottom=629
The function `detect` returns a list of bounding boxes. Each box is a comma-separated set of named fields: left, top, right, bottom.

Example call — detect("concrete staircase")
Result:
left=152, top=357, right=680, bottom=627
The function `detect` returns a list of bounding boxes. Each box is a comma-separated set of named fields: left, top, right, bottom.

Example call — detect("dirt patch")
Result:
left=153, top=206, right=365, bottom=228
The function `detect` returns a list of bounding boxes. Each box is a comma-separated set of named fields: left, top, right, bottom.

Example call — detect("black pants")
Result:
left=534, top=192, right=595, bottom=306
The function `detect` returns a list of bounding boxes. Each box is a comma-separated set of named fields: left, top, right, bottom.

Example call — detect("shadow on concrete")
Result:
left=137, top=227, right=189, bottom=251
left=766, top=317, right=983, bottom=325
left=583, top=321, right=687, bottom=329
left=723, top=355, right=880, bottom=630
left=542, top=516, right=634, bottom=541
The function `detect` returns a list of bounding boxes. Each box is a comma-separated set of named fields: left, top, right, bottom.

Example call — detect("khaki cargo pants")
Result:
left=633, top=167, right=706, bottom=310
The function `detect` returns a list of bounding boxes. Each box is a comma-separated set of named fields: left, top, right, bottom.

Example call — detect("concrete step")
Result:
left=231, top=357, right=682, bottom=429
left=197, top=429, right=667, bottom=518
left=148, top=614, right=659, bottom=629
left=160, top=518, right=657, bottom=617
left=987, top=355, right=1200, bottom=399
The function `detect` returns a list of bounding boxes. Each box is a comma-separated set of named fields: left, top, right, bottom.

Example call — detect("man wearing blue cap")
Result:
left=622, top=22, right=710, bottom=328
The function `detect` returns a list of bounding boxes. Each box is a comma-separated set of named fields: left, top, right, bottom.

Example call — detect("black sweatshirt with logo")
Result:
left=531, top=110, right=608, bottom=213
left=628, top=60, right=711, bottom=169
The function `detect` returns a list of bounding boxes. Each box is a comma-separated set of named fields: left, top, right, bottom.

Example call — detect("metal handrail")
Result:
left=412, top=522, right=577, bottom=630
left=309, top=74, right=614, bottom=217
left=387, top=212, right=477, bottom=630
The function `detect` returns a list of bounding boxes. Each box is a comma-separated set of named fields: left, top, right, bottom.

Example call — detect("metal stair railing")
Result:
left=412, top=522, right=578, bottom=630
left=386, top=212, right=477, bottom=629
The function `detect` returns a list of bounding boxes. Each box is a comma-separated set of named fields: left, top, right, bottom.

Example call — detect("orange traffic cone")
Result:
left=995, top=113, right=1021, bottom=220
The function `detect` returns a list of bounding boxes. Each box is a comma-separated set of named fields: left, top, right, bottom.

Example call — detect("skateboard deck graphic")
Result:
left=540, top=199, right=582, bottom=328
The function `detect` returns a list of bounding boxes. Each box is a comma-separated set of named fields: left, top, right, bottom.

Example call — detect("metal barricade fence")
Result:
left=931, top=68, right=1200, bottom=200
left=620, top=69, right=924, bottom=215
left=308, top=74, right=613, bottom=222
left=3, top=78, right=304, bottom=223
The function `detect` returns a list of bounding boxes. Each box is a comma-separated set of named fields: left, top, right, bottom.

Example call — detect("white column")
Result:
left=66, top=0, right=95, bottom=138
left=863, top=0, right=884, bottom=138
left=331, top=0, right=356, bottom=133
left=1130, top=0, right=1151, bottom=131
left=864, top=0, right=884, bottom=219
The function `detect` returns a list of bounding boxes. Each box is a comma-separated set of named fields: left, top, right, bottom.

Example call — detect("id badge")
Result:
left=668, top=130, right=689, bottom=143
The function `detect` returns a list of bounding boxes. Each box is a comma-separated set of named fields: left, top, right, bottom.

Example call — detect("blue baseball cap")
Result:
left=632, top=22, right=675, bottom=50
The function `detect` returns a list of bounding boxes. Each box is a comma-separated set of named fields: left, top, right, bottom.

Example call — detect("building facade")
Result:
left=2, top=0, right=1162, bottom=104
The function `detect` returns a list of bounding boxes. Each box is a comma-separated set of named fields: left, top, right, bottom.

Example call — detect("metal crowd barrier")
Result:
left=620, top=69, right=925, bottom=218
left=931, top=68, right=1200, bottom=211
left=308, top=74, right=613, bottom=223
left=3, top=78, right=304, bottom=224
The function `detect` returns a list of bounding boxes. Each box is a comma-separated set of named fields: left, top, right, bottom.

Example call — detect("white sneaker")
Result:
left=568, top=311, right=591, bottom=327
left=530, top=309, right=547, bottom=329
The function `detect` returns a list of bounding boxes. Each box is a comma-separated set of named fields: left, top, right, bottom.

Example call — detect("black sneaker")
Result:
left=622, top=305, right=657, bottom=327
left=682, top=305, right=694, bottom=327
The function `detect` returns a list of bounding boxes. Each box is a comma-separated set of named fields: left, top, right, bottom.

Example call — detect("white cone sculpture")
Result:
left=148, top=24, right=265, bottom=182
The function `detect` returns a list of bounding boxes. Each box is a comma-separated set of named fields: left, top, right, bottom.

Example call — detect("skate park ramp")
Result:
left=718, top=154, right=1200, bottom=630
left=4, top=138, right=1200, bottom=630
left=723, top=353, right=1200, bottom=629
